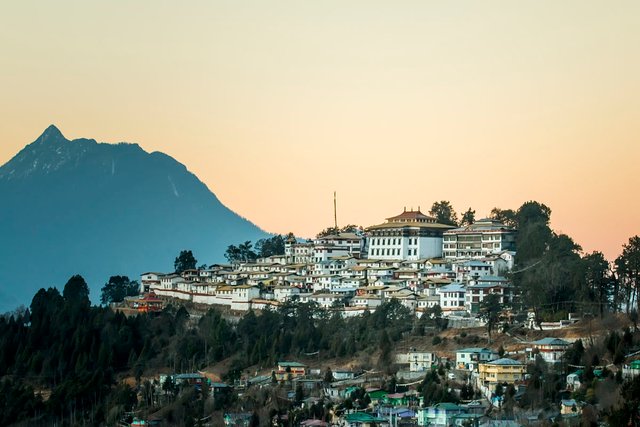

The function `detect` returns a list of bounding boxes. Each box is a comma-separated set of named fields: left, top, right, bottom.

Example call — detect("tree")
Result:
left=489, top=208, right=517, bottom=227
left=100, top=275, right=139, bottom=305
left=460, top=208, right=475, bottom=226
left=224, top=245, right=242, bottom=264
left=615, top=236, right=640, bottom=314
left=478, top=293, right=502, bottom=344
left=582, top=252, right=613, bottom=317
left=174, top=250, right=197, bottom=273
left=316, top=225, right=362, bottom=238
left=63, top=275, right=90, bottom=308
left=238, top=241, right=257, bottom=262
left=511, top=201, right=554, bottom=323
left=255, top=235, right=287, bottom=258
left=429, top=201, right=458, bottom=226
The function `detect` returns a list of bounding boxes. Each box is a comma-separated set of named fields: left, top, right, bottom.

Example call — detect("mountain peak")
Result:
left=38, top=124, right=66, bottom=143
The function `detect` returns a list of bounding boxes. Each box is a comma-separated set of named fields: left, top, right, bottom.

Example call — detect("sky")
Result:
left=1, top=1, right=638, bottom=261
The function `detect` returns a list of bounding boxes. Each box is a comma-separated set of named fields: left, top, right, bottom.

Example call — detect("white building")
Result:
left=396, top=351, right=438, bottom=372
left=284, top=237, right=314, bottom=264
left=442, top=218, right=516, bottom=260
left=455, top=347, right=499, bottom=371
left=365, top=209, right=454, bottom=261
left=312, top=233, right=363, bottom=262
left=438, top=283, right=466, bottom=314
left=526, top=338, right=571, bottom=364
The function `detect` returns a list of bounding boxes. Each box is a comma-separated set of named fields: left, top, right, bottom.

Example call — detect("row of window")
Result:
left=371, top=237, right=419, bottom=246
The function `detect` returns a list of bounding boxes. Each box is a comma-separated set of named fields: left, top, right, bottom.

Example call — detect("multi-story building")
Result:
left=284, top=237, right=314, bottom=264
left=465, top=277, right=513, bottom=314
left=477, top=358, right=527, bottom=390
left=438, top=283, right=466, bottom=314
left=366, top=209, right=454, bottom=261
left=312, top=232, right=363, bottom=263
left=456, top=347, right=499, bottom=371
left=395, top=350, right=438, bottom=372
left=442, top=218, right=516, bottom=260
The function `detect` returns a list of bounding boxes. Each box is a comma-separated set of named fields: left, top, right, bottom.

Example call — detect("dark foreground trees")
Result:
left=0, top=279, right=416, bottom=425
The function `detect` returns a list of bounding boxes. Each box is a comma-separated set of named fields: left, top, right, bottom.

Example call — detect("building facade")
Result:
left=442, top=219, right=516, bottom=260
left=366, top=209, right=454, bottom=261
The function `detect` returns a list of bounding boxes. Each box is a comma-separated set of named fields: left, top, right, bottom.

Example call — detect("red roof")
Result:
left=386, top=209, right=436, bottom=223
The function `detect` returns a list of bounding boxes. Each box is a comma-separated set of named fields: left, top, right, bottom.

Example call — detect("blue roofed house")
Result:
left=438, top=283, right=466, bottom=315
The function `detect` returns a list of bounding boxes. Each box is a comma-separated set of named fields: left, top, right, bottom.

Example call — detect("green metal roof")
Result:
left=344, top=412, right=387, bottom=423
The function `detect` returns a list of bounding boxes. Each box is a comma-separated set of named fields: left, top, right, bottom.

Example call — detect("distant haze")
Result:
left=0, top=1, right=638, bottom=261
left=0, top=126, right=267, bottom=312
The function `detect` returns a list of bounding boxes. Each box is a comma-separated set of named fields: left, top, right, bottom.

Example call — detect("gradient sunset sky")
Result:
left=1, top=1, right=638, bottom=260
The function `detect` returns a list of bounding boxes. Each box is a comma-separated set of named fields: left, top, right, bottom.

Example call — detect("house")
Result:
left=273, top=285, right=301, bottom=302
left=140, top=272, right=162, bottom=293
left=560, top=399, right=581, bottom=416
left=275, top=361, right=306, bottom=381
left=366, top=389, right=389, bottom=405
left=623, top=360, right=640, bottom=379
left=365, top=208, right=455, bottom=261
left=396, top=351, right=437, bottom=372
left=477, top=358, right=527, bottom=390
left=455, top=260, right=493, bottom=282
left=566, top=370, right=582, bottom=390
left=438, top=283, right=466, bottom=314
left=332, top=370, right=358, bottom=381
left=456, top=348, right=498, bottom=371
left=417, top=402, right=466, bottom=426
left=525, top=338, right=571, bottom=364
left=465, top=277, right=513, bottom=314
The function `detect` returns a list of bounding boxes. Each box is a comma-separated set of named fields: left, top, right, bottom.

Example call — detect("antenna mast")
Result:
left=334, top=191, right=338, bottom=231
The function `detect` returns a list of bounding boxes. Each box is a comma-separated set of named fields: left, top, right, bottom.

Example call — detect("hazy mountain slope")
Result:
left=0, top=125, right=267, bottom=311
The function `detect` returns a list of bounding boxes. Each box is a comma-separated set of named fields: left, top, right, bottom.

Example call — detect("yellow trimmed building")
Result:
left=478, top=358, right=527, bottom=390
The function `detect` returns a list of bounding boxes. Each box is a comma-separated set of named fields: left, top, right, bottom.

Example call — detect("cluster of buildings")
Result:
left=218, top=339, right=580, bottom=427
left=135, top=210, right=517, bottom=318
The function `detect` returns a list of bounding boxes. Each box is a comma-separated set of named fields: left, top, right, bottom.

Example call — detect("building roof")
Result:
left=366, top=221, right=455, bottom=231
left=529, top=337, right=571, bottom=346
left=445, top=218, right=516, bottom=234
left=486, top=358, right=525, bottom=366
left=456, top=347, right=494, bottom=354
left=277, top=361, right=306, bottom=368
left=343, top=412, right=387, bottom=423
left=439, top=283, right=466, bottom=292
left=385, top=209, right=437, bottom=223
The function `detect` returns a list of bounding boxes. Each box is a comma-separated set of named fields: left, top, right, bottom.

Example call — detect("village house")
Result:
left=456, top=348, right=499, bottom=371
left=417, top=402, right=466, bottom=427
left=525, top=337, right=571, bottom=364
left=140, top=272, right=162, bottom=293
left=438, top=283, right=466, bottom=314
left=275, top=361, right=306, bottom=381
left=465, top=278, right=513, bottom=314
left=396, top=350, right=438, bottom=372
